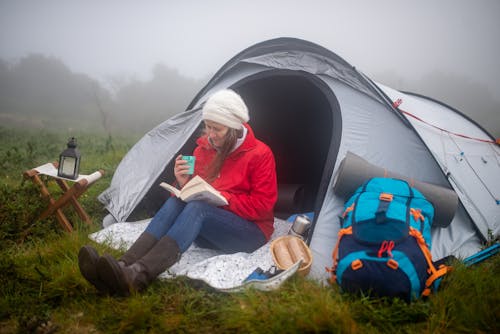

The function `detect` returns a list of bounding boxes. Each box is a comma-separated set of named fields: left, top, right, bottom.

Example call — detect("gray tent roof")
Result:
left=188, top=37, right=386, bottom=108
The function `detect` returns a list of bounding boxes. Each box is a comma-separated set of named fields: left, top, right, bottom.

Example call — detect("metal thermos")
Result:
left=288, top=215, right=312, bottom=240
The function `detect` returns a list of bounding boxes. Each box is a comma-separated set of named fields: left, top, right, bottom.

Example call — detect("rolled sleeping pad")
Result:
left=333, top=151, right=458, bottom=228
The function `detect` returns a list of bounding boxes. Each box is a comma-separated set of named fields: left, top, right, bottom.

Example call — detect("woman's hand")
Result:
left=174, top=155, right=191, bottom=188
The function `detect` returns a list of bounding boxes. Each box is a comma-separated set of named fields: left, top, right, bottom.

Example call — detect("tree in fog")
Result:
left=109, top=64, right=203, bottom=133
left=0, top=55, right=205, bottom=135
left=0, top=54, right=107, bottom=131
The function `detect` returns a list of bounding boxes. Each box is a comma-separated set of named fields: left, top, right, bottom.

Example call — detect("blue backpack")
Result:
left=327, top=177, right=450, bottom=301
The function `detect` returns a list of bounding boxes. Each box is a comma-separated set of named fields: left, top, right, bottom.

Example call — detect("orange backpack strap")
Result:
left=326, top=226, right=352, bottom=283
left=422, top=265, right=451, bottom=297
left=342, top=203, right=355, bottom=218
left=410, top=208, right=425, bottom=222
left=410, top=227, right=452, bottom=296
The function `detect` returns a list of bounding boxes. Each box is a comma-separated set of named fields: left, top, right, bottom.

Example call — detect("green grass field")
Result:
left=0, top=127, right=498, bottom=333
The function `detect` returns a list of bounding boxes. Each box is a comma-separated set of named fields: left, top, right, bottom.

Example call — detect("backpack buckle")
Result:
left=376, top=193, right=393, bottom=223
left=379, top=193, right=393, bottom=202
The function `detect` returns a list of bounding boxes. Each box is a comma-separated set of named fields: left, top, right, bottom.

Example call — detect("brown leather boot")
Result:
left=78, top=245, right=109, bottom=293
left=78, top=232, right=156, bottom=294
left=97, top=236, right=180, bottom=296
left=119, top=232, right=158, bottom=266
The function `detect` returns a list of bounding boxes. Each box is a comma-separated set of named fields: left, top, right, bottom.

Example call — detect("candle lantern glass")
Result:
left=57, top=137, right=81, bottom=179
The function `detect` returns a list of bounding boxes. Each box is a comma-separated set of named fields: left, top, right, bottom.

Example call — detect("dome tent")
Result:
left=98, top=37, right=500, bottom=280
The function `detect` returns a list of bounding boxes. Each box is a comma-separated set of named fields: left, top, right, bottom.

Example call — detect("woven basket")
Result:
left=270, top=235, right=313, bottom=276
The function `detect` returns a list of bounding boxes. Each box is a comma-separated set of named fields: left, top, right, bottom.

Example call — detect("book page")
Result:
left=160, top=176, right=228, bottom=206
left=159, top=182, right=181, bottom=197
left=181, top=189, right=228, bottom=206
left=182, top=175, right=219, bottom=193
left=179, top=175, right=205, bottom=191
left=180, top=176, right=228, bottom=206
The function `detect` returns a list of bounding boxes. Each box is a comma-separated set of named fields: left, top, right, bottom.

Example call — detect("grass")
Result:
left=0, top=127, right=499, bottom=333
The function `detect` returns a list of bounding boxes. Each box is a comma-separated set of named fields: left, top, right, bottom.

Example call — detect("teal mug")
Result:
left=182, top=155, right=195, bottom=175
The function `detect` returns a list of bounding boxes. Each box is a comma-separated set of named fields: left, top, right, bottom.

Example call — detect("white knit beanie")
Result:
left=202, top=89, right=249, bottom=129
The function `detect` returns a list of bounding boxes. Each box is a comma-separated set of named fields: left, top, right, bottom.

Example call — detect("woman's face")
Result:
left=204, top=120, right=229, bottom=148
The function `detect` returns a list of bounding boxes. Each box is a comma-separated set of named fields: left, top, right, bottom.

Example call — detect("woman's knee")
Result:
left=183, top=200, right=211, bottom=215
left=165, top=196, right=185, bottom=209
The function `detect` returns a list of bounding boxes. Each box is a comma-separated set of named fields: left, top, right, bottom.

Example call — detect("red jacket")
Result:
left=193, top=123, right=278, bottom=240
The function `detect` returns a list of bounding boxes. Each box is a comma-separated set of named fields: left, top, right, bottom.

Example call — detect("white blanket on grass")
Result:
left=89, top=218, right=292, bottom=290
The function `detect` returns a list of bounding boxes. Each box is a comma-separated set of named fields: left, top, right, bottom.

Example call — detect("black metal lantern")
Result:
left=57, top=137, right=81, bottom=179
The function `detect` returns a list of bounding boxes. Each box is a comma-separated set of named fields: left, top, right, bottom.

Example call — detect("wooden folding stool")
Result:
left=23, top=162, right=104, bottom=232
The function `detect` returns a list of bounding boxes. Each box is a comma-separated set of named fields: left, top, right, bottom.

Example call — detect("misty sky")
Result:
left=1, top=0, right=499, bottom=102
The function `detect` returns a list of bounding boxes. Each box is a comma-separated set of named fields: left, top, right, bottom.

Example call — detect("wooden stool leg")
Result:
left=23, top=164, right=103, bottom=232
left=29, top=173, right=73, bottom=233
left=55, top=179, right=91, bottom=224
left=54, top=209, right=73, bottom=233
left=39, top=181, right=81, bottom=219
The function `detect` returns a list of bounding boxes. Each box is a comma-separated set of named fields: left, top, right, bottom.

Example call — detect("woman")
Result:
left=79, top=89, right=278, bottom=296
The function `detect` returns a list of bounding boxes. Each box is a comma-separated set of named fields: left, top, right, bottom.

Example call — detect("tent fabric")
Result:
left=98, top=108, right=203, bottom=224
left=376, top=83, right=500, bottom=239
left=97, top=37, right=500, bottom=282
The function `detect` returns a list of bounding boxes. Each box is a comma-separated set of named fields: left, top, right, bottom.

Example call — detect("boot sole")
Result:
left=78, top=246, right=109, bottom=293
left=97, top=254, right=131, bottom=296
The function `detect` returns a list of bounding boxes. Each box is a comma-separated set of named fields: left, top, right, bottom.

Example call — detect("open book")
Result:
left=160, top=175, right=228, bottom=206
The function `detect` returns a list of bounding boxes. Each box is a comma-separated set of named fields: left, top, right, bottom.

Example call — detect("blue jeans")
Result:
left=145, top=197, right=267, bottom=253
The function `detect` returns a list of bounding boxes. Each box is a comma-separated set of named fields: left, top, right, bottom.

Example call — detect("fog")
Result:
left=1, top=0, right=499, bottom=137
